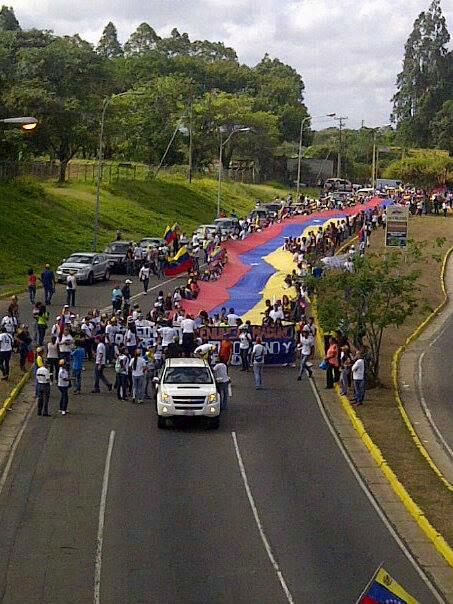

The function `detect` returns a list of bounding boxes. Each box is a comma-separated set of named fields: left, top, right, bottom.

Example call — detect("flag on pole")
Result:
left=163, top=224, right=177, bottom=244
left=164, top=246, right=193, bottom=276
left=357, top=567, right=419, bottom=604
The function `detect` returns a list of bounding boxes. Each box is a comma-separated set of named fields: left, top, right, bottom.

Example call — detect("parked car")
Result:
left=248, top=208, right=270, bottom=227
left=262, top=202, right=283, bottom=218
left=56, top=253, right=111, bottom=285
left=103, top=241, right=133, bottom=273
left=214, top=217, right=240, bottom=237
left=195, top=224, right=218, bottom=243
left=324, top=177, right=353, bottom=192
left=154, top=358, right=220, bottom=429
left=138, top=237, right=165, bottom=251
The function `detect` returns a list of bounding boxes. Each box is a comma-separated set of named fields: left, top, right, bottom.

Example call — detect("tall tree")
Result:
left=96, top=21, right=123, bottom=58
left=7, top=35, right=110, bottom=182
left=157, top=28, right=191, bottom=58
left=123, top=22, right=160, bottom=57
left=391, top=0, right=450, bottom=147
left=0, top=5, right=20, bottom=31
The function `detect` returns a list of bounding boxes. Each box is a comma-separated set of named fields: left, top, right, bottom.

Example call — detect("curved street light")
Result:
left=0, top=116, right=38, bottom=131
left=93, top=91, right=145, bottom=251
left=217, top=126, right=252, bottom=217
left=296, top=113, right=336, bottom=201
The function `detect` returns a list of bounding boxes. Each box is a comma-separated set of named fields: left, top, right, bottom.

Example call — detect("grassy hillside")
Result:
left=0, top=176, right=287, bottom=289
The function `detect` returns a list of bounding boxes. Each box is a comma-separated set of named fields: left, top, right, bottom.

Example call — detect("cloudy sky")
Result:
left=11, top=0, right=453, bottom=128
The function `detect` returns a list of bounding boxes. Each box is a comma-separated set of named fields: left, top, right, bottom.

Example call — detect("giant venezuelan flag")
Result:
left=164, top=245, right=193, bottom=276
left=358, top=567, right=418, bottom=604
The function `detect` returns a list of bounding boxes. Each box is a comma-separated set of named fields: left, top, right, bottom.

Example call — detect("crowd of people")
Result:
left=0, top=194, right=403, bottom=416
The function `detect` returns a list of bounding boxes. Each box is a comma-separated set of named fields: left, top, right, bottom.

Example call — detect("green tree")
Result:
left=0, top=5, right=20, bottom=31
left=97, top=21, right=123, bottom=58
left=191, top=40, right=237, bottom=62
left=157, top=28, right=191, bottom=58
left=391, top=0, right=450, bottom=147
left=123, top=22, right=160, bottom=57
left=384, top=155, right=453, bottom=189
left=311, top=246, right=433, bottom=383
left=7, top=35, right=110, bottom=182
left=431, top=96, right=453, bottom=155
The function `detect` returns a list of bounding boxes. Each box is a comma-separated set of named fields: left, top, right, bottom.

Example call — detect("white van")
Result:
left=155, top=358, right=221, bottom=429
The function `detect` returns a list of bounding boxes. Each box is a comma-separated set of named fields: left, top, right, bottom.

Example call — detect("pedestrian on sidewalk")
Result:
left=27, top=268, right=37, bottom=304
left=339, top=344, right=353, bottom=396
left=251, top=337, right=266, bottom=389
left=351, top=352, right=366, bottom=406
left=71, top=340, right=86, bottom=394
left=0, top=327, right=13, bottom=380
left=213, top=360, right=230, bottom=409
left=92, top=336, right=112, bottom=394
left=66, top=271, right=77, bottom=307
left=58, top=359, right=70, bottom=415
left=36, top=360, right=51, bottom=416
left=325, top=336, right=339, bottom=389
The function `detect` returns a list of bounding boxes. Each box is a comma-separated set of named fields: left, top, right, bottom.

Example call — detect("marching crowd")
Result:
left=0, top=197, right=389, bottom=416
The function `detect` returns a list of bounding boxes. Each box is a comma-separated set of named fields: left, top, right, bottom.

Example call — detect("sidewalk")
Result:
left=398, top=253, right=453, bottom=485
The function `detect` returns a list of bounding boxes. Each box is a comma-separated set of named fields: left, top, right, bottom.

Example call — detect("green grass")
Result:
left=0, top=175, right=288, bottom=288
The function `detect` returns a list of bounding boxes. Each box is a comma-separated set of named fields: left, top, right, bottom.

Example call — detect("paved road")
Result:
left=0, top=366, right=439, bottom=603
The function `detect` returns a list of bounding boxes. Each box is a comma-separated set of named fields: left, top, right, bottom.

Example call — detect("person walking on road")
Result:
left=351, top=352, right=366, bottom=406
left=27, top=268, right=37, bottom=304
left=0, top=327, right=13, bottom=380
left=111, top=283, right=123, bottom=312
left=36, top=360, right=51, bottom=416
left=57, top=359, right=70, bottom=415
left=213, top=360, right=230, bottom=410
left=251, top=337, right=266, bottom=389
left=66, top=271, right=77, bottom=307
left=239, top=325, right=252, bottom=371
left=37, top=305, right=49, bottom=347
left=130, top=349, right=147, bottom=404
left=92, top=336, right=112, bottom=394
left=47, top=336, right=59, bottom=382
left=115, top=347, right=129, bottom=401
left=297, top=326, right=314, bottom=381
left=71, top=340, right=86, bottom=394
left=40, top=264, right=56, bottom=305
left=139, top=263, right=151, bottom=295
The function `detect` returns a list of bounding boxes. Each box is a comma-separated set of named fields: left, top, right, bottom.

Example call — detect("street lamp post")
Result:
left=216, top=126, right=251, bottom=217
left=0, top=116, right=38, bottom=130
left=93, top=91, right=144, bottom=252
left=296, top=113, right=335, bottom=201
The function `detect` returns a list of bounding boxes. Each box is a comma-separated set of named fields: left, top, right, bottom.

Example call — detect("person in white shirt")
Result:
left=1, top=313, right=16, bottom=335
left=251, top=337, right=266, bottom=389
left=158, top=323, right=176, bottom=349
left=57, top=359, right=70, bottom=415
left=129, top=349, right=147, bottom=403
left=115, top=348, right=130, bottom=401
left=269, top=304, right=284, bottom=324
left=138, top=263, right=151, bottom=294
left=213, top=361, right=230, bottom=410
left=238, top=326, right=252, bottom=371
left=36, top=361, right=51, bottom=416
left=58, top=327, right=74, bottom=366
left=66, top=271, right=77, bottom=307
left=181, top=315, right=196, bottom=356
left=297, top=327, right=314, bottom=380
left=194, top=343, right=215, bottom=361
left=0, top=327, right=14, bottom=380
left=92, top=336, right=112, bottom=393
left=226, top=308, right=239, bottom=327
left=351, top=353, right=365, bottom=405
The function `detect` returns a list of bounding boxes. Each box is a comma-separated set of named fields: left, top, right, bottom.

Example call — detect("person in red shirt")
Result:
left=325, top=336, right=340, bottom=389
left=27, top=268, right=37, bottom=304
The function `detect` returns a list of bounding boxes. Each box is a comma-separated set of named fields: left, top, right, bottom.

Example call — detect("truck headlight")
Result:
left=208, top=392, right=217, bottom=403
left=161, top=393, right=170, bottom=402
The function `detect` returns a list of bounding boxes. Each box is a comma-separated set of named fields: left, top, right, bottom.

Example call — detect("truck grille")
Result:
left=172, top=396, right=206, bottom=406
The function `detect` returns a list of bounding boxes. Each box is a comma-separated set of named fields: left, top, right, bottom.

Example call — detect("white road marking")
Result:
left=308, top=379, right=445, bottom=603
left=231, top=431, right=295, bottom=604
left=417, top=351, right=453, bottom=460
left=94, top=430, right=116, bottom=604
left=0, top=398, right=37, bottom=497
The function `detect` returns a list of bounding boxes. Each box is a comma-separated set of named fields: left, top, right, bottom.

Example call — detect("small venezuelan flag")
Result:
left=163, top=224, right=176, bottom=244
left=357, top=567, right=419, bottom=604
left=164, top=246, right=193, bottom=276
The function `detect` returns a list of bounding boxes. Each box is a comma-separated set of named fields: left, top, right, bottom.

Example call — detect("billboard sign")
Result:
left=385, top=205, right=409, bottom=248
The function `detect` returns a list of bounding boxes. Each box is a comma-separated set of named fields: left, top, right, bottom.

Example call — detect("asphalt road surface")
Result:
left=0, top=364, right=440, bottom=603
left=418, top=311, right=453, bottom=456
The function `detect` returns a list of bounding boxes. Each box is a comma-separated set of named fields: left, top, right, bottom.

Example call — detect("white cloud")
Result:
left=10, top=0, right=453, bottom=127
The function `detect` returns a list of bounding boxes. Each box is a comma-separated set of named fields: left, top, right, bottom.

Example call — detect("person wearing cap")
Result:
left=36, top=360, right=51, bottom=416
left=66, top=270, right=77, bottom=307
left=297, top=326, right=314, bottom=381
left=40, top=264, right=56, bottom=306
left=57, top=359, right=70, bottom=415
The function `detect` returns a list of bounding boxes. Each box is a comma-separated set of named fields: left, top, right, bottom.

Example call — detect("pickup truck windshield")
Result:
left=163, top=367, right=213, bottom=384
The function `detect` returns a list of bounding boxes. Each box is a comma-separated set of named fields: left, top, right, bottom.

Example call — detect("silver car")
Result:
left=56, top=252, right=111, bottom=285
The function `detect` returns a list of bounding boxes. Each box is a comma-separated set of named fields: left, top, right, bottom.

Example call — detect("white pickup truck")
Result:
left=154, top=358, right=221, bottom=429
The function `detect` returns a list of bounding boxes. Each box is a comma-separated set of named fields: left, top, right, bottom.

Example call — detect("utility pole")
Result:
left=334, top=116, right=348, bottom=178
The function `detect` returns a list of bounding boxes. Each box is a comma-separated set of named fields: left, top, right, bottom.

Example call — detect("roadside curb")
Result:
left=0, top=371, right=31, bottom=425
left=311, top=303, right=453, bottom=569
left=392, top=245, right=453, bottom=492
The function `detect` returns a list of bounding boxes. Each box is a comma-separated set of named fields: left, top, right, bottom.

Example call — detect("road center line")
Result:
left=94, top=429, right=116, bottom=604
left=231, top=431, right=295, bottom=604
